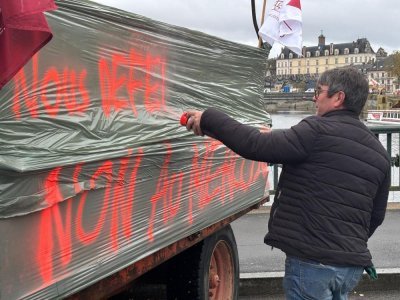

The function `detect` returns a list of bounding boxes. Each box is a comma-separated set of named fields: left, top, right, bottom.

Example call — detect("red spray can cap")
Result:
left=180, top=112, right=188, bottom=126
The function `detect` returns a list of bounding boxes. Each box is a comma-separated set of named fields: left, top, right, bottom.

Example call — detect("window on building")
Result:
left=281, top=54, right=284, bottom=59
left=324, top=50, right=329, bottom=56
left=355, top=57, right=358, bottom=63
left=307, top=68, right=310, bottom=74
left=345, top=58, right=348, bottom=63
left=306, top=51, right=311, bottom=58
left=325, top=59, right=328, bottom=64
left=382, top=72, right=385, bottom=78
left=298, top=68, right=300, bottom=74
left=289, top=69, right=292, bottom=74
left=316, top=67, right=319, bottom=74
left=334, top=49, right=339, bottom=55
left=285, top=62, right=287, bottom=67
left=354, top=48, right=359, bottom=54
left=335, top=58, right=338, bottom=64
left=316, top=60, right=319, bottom=65
left=371, top=73, right=374, bottom=78
left=350, top=57, right=353, bottom=63
left=290, top=61, right=292, bottom=67
left=307, top=60, right=310, bottom=66
left=289, top=53, right=293, bottom=59
left=344, top=48, right=349, bottom=55
left=316, top=51, right=320, bottom=57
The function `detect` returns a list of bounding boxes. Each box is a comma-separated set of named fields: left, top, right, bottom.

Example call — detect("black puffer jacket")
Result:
left=200, top=108, right=390, bottom=267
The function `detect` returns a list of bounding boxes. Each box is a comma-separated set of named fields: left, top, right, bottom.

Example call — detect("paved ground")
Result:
left=239, top=290, right=400, bottom=300
left=233, top=204, right=400, bottom=298
left=232, top=206, right=400, bottom=273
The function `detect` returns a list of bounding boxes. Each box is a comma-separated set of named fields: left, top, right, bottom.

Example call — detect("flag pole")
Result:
left=258, top=0, right=267, bottom=48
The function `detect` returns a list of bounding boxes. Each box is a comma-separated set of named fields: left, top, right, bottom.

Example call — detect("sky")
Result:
left=93, top=0, right=399, bottom=58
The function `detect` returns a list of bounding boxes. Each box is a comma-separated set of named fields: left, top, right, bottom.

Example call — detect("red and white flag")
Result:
left=0, top=0, right=57, bottom=89
left=259, top=0, right=303, bottom=56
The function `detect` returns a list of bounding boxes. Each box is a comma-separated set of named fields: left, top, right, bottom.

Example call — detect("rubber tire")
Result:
left=166, top=224, right=239, bottom=300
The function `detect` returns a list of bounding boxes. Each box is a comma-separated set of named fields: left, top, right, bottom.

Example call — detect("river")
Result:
left=270, top=111, right=311, bottom=129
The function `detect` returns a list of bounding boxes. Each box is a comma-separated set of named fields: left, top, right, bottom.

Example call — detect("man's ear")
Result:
left=333, top=91, right=346, bottom=109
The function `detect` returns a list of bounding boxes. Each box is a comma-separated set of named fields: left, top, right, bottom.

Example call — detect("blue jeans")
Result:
left=283, top=256, right=364, bottom=300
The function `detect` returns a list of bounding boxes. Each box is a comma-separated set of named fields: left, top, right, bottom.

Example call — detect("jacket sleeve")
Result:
left=200, top=108, right=317, bottom=164
left=368, top=168, right=390, bottom=237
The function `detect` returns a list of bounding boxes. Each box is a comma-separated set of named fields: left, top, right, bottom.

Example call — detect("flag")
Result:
left=0, top=0, right=57, bottom=89
left=259, top=0, right=302, bottom=56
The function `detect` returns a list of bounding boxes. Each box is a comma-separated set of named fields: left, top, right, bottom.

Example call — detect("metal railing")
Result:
left=269, top=124, right=400, bottom=195
left=369, top=125, right=400, bottom=192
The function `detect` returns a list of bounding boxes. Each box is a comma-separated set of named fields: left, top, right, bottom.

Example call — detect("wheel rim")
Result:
left=208, top=240, right=234, bottom=299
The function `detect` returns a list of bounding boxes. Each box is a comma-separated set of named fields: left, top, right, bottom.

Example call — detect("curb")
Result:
left=239, top=268, right=400, bottom=296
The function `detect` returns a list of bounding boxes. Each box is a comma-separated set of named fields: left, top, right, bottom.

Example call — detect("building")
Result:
left=367, top=48, right=396, bottom=93
left=276, top=33, right=376, bottom=76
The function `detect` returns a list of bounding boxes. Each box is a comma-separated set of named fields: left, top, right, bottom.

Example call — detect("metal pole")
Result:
left=258, top=0, right=268, bottom=48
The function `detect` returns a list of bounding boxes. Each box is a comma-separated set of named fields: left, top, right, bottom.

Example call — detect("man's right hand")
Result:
left=185, top=111, right=204, bottom=136
left=259, top=125, right=272, bottom=133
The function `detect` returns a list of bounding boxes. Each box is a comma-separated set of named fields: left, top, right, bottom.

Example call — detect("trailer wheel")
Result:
left=166, top=224, right=239, bottom=300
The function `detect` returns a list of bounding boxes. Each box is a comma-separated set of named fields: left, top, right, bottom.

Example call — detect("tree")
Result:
left=385, top=51, right=400, bottom=89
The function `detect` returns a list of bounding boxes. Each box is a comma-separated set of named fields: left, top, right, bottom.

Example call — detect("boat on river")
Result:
left=366, top=110, right=400, bottom=125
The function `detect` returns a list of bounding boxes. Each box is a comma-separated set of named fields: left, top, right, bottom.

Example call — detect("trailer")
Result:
left=0, top=1, right=270, bottom=299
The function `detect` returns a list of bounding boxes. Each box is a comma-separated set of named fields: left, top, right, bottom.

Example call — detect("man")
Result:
left=185, top=67, right=390, bottom=299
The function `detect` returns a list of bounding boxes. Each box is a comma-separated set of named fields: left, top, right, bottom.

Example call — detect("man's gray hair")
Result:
left=317, top=67, right=369, bottom=115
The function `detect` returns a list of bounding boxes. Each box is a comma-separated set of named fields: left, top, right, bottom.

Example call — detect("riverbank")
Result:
left=264, top=100, right=316, bottom=113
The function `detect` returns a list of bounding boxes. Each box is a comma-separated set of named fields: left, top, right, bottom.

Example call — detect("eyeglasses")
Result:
left=314, top=88, right=329, bottom=98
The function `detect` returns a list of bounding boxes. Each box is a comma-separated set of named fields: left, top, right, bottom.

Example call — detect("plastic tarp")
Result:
left=0, top=0, right=271, bottom=298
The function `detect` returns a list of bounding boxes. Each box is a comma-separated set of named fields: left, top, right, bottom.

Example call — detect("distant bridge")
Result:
left=264, top=92, right=315, bottom=102
left=262, top=93, right=316, bottom=114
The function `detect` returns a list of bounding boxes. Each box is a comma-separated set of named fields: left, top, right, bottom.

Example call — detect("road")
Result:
left=232, top=207, right=400, bottom=299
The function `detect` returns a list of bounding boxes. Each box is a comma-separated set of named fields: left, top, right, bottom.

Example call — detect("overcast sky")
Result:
left=93, top=0, right=399, bottom=58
